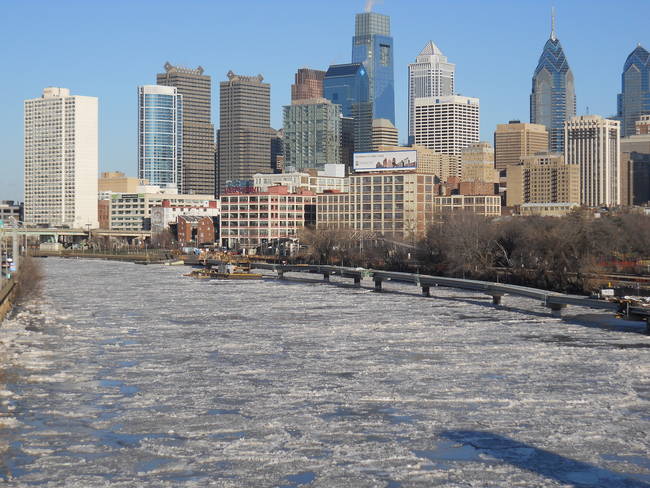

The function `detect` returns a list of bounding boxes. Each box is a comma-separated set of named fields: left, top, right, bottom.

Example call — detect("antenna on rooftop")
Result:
left=551, top=6, right=557, bottom=41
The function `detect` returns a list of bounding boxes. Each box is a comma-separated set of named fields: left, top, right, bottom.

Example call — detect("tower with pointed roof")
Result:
left=408, top=40, right=456, bottom=139
left=617, top=44, right=650, bottom=137
left=530, top=9, right=576, bottom=153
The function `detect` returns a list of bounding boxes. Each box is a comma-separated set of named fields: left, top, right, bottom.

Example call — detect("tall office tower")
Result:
left=291, top=68, right=326, bottom=102
left=218, top=71, right=273, bottom=195
left=620, top=122, right=650, bottom=205
left=506, top=153, right=580, bottom=207
left=461, top=142, right=499, bottom=184
left=324, top=63, right=372, bottom=152
left=530, top=10, right=575, bottom=153
left=371, top=118, right=398, bottom=150
left=414, top=95, right=480, bottom=156
left=157, top=62, right=214, bottom=195
left=565, top=115, right=620, bottom=207
left=283, top=98, right=341, bottom=171
left=137, top=85, right=183, bottom=188
left=494, top=120, right=549, bottom=171
left=408, top=41, right=455, bottom=139
left=24, top=87, right=99, bottom=228
left=352, top=11, right=395, bottom=124
left=617, top=45, right=650, bottom=137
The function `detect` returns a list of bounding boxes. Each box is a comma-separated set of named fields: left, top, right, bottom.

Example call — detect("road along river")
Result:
left=0, top=258, right=648, bottom=487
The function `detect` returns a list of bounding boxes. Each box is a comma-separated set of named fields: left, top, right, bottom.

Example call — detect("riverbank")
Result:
left=0, top=257, right=44, bottom=323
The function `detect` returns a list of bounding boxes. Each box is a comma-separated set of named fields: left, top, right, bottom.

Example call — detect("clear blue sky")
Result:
left=1, top=0, right=648, bottom=201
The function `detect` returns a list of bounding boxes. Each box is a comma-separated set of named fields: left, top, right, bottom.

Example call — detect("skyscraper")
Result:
left=565, top=115, right=620, bottom=207
left=323, top=63, right=373, bottom=152
left=137, top=85, right=183, bottom=188
left=24, top=87, right=98, bottom=228
left=494, top=121, right=549, bottom=171
left=530, top=10, right=575, bottom=153
left=414, top=95, right=480, bottom=156
left=218, top=71, right=273, bottom=195
left=408, top=41, right=455, bottom=139
left=283, top=98, right=341, bottom=171
left=323, top=63, right=369, bottom=118
left=371, top=118, right=398, bottom=150
left=157, top=63, right=214, bottom=195
left=352, top=11, right=395, bottom=124
left=461, top=142, right=499, bottom=184
left=617, top=44, right=650, bottom=138
left=291, top=68, right=326, bottom=102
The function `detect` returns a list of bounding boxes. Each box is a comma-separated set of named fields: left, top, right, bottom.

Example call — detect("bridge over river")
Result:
left=242, top=262, right=650, bottom=332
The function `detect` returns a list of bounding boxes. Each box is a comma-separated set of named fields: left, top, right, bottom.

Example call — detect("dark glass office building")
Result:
left=530, top=18, right=575, bottom=154
left=351, top=12, right=395, bottom=125
left=617, top=45, right=650, bottom=137
left=324, top=63, right=373, bottom=153
left=323, top=63, right=369, bottom=117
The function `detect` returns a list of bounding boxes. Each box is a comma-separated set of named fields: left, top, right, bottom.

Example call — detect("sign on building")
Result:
left=353, top=150, right=417, bottom=172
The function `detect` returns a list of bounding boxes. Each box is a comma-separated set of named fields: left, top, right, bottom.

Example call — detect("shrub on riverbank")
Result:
left=14, top=256, right=43, bottom=304
left=299, top=210, right=650, bottom=294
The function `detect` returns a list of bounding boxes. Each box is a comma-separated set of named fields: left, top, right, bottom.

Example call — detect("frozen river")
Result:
left=0, top=257, right=649, bottom=487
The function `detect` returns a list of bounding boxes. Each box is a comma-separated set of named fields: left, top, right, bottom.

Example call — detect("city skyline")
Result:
left=1, top=0, right=649, bottom=200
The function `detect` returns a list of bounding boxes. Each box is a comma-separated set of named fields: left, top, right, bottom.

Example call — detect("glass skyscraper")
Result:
left=323, top=63, right=369, bottom=117
left=323, top=63, right=373, bottom=152
left=283, top=100, right=341, bottom=172
left=530, top=14, right=575, bottom=153
left=617, top=44, right=650, bottom=137
left=352, top=12, right=395, bottom=124
left=138, top=85, right=183, bottom=188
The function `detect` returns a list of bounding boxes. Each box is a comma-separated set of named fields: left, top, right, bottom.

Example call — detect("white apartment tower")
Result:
left=414, top=95, right=480, bottom=156
left=408, top=41, right=455, bottom=139
left=24, top=87, right=99, bottom=228
left=564, top=115, right=621, bottom=207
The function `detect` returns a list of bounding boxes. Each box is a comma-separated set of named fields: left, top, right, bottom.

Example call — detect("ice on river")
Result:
left=0, top=257, right=648, bottom=487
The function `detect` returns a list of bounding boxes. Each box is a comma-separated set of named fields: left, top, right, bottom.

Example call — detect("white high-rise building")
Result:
left=414, top=95, right=480, bottom=156
left=24, top=87, right=99, bottom=228
left=564, top=115, right=620, bottom=207
left=408, top=41, right=455, bottom=139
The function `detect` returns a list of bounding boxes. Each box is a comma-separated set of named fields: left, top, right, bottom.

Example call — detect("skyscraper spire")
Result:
left=531, top=7, right=576, bottom=153
left=551, top=7, right=557, bottom=41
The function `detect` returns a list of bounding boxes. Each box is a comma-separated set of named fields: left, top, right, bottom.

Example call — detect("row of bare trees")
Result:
left=299, top=210, right=650, bottom=294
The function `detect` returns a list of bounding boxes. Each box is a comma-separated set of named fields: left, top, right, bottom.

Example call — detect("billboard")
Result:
left=353, top=150, right=417, bottom=172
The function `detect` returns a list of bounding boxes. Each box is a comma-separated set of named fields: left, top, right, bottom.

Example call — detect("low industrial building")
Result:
left=150, top=199, right=220, bottom=234
left=506, top=153, right=580, bottom=209
left=519, top=202, right=580, bottom=217
left=0, top=201, right=22, bottom=223
left=177, top=215, right=219, bottom=246
left=253, top=164, right=348, bottom=194
left=220, top=186, right=317, bottom=249
left=106, top=188, right=214, bottom=231
left=99, top=172, right=148, bottom=193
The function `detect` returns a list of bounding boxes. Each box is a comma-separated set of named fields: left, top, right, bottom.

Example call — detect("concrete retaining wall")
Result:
left=0, top=279, right=16, bottom=323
